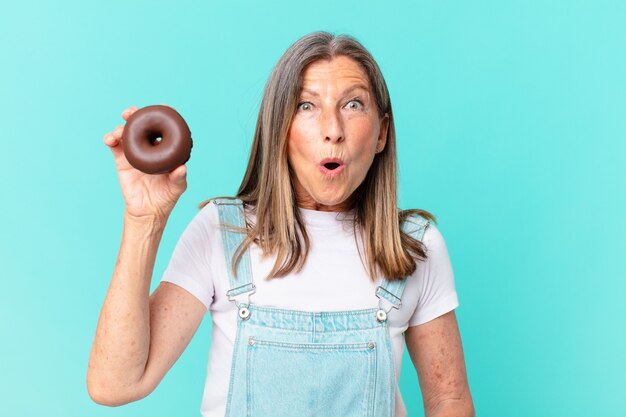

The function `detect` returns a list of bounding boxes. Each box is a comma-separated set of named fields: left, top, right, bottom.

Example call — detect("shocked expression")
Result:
left=287, top=55, right=389, bottom=211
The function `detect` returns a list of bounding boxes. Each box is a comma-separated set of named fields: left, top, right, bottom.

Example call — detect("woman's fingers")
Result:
left=105, top=127, right=123, bottom=146
left=112, top=125, right=124, bottom=140
left=104, top=131, right=125, bottom=160
left=122, top=106, right=139, bottom=121
left=104, top=132, right=116, bottom=147
left=104, top=131, right=119, bottom=148
left=104, top=106, right=137, bottom=160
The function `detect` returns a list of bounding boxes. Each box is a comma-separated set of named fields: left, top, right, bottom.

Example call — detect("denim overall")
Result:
left=213, top=198, right=430, bottom=417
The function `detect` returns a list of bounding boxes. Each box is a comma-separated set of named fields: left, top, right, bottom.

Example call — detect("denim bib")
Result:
left=213, top=198, right=429, bottom=417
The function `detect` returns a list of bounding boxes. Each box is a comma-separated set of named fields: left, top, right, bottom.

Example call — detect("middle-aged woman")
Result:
left=88, top=31, right=474, bottom=417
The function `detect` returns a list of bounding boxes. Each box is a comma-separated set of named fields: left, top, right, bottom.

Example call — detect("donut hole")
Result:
left=146, top=131, right=164, bottom=145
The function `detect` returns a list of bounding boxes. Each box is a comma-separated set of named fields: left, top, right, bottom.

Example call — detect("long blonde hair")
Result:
left=199, top=31, right=436, bottom=282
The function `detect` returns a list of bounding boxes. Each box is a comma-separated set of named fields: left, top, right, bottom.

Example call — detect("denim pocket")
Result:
left=246, top=337, right=377, bottom=417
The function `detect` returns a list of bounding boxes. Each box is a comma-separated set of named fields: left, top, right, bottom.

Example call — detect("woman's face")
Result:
left=287, top=56, right=389, bottom=212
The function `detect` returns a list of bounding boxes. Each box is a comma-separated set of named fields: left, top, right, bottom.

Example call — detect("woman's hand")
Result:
left=104, top=105, right=188, bottom=223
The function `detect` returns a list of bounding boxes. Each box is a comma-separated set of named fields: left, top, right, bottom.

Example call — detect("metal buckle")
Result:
left=212, top=199, right=243, bottom=206
left=375, top=285, right=402, bottom=314
left=226, top=283, right=256, bottom=308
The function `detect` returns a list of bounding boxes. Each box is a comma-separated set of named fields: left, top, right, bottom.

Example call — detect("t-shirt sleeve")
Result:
left=160, top=205, right=215, bottom=310
left=408, top=222, right=459, bottom=327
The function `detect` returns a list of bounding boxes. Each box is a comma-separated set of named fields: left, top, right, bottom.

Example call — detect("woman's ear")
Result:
left=377, top=113, right=390, bottom=152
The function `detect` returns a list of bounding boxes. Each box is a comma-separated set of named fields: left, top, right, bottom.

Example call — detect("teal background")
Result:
left=1, top=0, right=624, bottom=416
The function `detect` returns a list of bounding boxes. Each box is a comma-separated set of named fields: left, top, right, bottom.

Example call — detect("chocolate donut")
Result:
left=122, top=105, right=193, bottom=174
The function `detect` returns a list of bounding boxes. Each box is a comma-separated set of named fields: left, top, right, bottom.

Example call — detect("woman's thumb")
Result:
left=170, top=165, right=187, bottom=184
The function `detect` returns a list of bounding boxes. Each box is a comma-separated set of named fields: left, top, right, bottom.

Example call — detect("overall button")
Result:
left=368, top=341, right=376, bottom=349
left=239, top=306, right=250, bottom=320
left=248, top=336, right=255, bottom=346
left=376, top=309, right=387, bottom=322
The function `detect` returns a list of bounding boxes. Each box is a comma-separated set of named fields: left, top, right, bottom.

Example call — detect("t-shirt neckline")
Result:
left=297, top=207, right=356, bottom=229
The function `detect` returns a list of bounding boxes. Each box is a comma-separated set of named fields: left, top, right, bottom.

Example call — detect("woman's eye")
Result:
left=297, top=102, right=313, bottom=111
left=346, top=99, right=364, bottom=110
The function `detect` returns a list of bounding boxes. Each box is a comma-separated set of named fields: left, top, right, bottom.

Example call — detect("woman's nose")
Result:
left=321, top=109, right=344, bottom=143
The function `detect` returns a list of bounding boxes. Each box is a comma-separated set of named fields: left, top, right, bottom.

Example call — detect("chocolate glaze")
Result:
left=122, top=105, right=193, bottom=174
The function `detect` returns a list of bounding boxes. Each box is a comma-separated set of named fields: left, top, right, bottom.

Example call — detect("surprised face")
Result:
left=287, top=56, right=389, bottom=212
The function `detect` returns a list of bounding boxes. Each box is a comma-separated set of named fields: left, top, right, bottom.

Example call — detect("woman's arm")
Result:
left=405, top=310, right=475, bottom=417
left=86, top=213, right=206, bottom=406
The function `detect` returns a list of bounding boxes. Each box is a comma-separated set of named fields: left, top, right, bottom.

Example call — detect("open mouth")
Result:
left=319, top=158, right=345, bottom=177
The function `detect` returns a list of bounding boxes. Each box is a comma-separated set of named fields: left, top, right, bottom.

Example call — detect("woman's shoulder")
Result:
left=421, top=221, right=447, bottom=254
left=399, top=209, right=451, bottom=257
left=193, top=196, right=254, bottom=232
left=184, top=197, right=224, bottom=237
left=402, top=212, right=431, bottom=227
left=400, top=209, right=435, bottom=242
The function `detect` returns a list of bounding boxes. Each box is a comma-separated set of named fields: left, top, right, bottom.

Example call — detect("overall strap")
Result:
left=376, top=214, right=431, bottom=315
left=213, top=198, right=255, bottom=306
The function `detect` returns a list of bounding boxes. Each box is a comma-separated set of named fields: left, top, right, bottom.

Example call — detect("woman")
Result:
left=88, top=31, right=474, bottom=417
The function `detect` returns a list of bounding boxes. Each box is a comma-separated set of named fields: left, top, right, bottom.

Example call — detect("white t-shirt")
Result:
left=161, top=201, right=459, bottom=417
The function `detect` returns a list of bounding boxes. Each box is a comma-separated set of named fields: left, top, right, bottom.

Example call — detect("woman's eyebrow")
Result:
left=300, top=83, right=370, bottom=97
left=342, top=84, right=370, bottom=96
